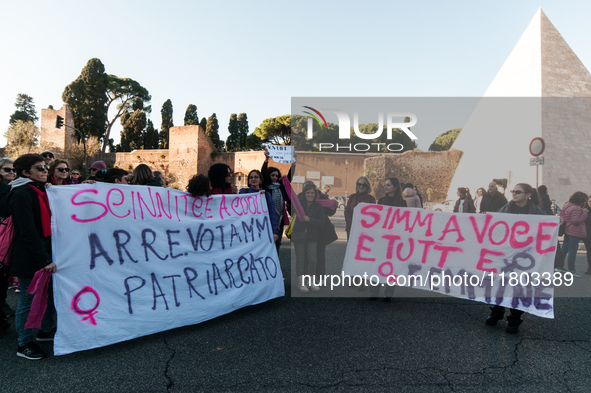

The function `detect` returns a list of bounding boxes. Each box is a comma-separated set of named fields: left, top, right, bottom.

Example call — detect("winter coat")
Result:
left=561, top=202, right=588, bottom=239
left=453, top=197, right=476, bottom=213
left=143, top=177, right=164, bottom=187
left=239, top=187, right=278, bottom=234
left=480, top=191, right=508, bottom=213
left=344, top=192, right=376, bottom=234
left=291, top=195, right=325, bottom=243
left=261, top=161, right=294, bottom=225
left=497, top=200, right=545, bottom=215
left=377, top=195, right=407, bottom=208
left=7, top=180, right=52, bottom=278
left=0, top=182, right=10, bottom=218
left=540, top=194, right=553, bottom=215
left=402, top=188, right=421, bottom=208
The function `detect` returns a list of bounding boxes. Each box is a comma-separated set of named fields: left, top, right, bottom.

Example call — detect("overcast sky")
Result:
left=1, top=0, right=590, bottom=150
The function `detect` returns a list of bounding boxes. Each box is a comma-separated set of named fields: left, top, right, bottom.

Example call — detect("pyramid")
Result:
left=447, top=9, right=591, bottom=205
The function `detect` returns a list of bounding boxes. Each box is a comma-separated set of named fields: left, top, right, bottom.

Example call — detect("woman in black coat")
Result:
left=291, top=182, right=325, bottom=293
left=371, top=177, right=406, bottom=302
left=8, top=154, right=57, bottom=360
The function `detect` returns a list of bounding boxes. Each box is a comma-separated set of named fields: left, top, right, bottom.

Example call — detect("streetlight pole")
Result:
left=345, top=159, right=348, bottom=198
left=56, top=115, right=87, bottom=177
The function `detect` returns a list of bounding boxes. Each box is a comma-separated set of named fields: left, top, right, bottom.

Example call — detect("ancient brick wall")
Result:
left=365, top=150, right=463, bottom=203
left=40, top=104, right=76, bottom=158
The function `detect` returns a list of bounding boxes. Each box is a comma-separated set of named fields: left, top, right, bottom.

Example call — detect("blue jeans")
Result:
left=15, top=277, right=56, bottom=347
left=561, top=234, right=581, bottom=272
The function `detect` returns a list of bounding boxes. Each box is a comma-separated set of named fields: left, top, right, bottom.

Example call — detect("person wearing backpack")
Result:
left=7, top=154, right=57, bottom=360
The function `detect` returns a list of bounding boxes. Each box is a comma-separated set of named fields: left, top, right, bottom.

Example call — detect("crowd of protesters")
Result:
left=1, top=146, right=590, bottom=359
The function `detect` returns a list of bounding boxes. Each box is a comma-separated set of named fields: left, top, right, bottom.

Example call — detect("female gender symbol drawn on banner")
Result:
left=71, top=286, right=100, bottom=325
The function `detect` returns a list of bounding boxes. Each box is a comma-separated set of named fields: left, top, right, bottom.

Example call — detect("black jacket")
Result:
left=497, top=200, right=544, bottom=215
left=0, top=182, right=10, bottom=218
left=292, top=195, right=325, bottom=243
left=480, top=191, right=508, bottom=213
left=7, top=181, right=52, bottom=278
left=377, top=195, right=407, bottom=208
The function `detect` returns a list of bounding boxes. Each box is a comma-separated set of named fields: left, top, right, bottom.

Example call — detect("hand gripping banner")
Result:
left=47, top=183, right=284, bottom=355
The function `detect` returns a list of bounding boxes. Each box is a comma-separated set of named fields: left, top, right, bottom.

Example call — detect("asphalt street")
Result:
left=1, top=210, right=590, bottom=392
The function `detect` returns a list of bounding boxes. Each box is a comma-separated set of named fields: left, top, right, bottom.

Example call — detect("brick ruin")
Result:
left=39, top=105, right=461, bottom=201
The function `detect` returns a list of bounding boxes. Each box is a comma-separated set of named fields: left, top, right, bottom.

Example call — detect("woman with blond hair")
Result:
left=344, top=176, right=375, bottom=239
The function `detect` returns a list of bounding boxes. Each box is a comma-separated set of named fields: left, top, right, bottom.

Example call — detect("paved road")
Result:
left=1, top=211, right=590, bottom=392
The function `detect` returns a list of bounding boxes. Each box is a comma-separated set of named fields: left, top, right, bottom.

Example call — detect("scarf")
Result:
left=28, top=184, right=52, bottom=237
left=267, top=183, right=283, bottom=219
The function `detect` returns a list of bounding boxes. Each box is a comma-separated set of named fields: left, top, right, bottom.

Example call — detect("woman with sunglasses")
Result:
left=7, top=154, right=57, bottom=360
left=48, top=159, right=71, bottom=186
left=485, top=183, right=544, bottom=334
left=0, top=158, right=16, bottom=218
left=344, top=176, right=376, bottom=240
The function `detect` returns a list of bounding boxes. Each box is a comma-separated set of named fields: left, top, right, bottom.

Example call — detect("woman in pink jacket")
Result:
left=402, top=183, right=422, bottom=208
left=559, top=191, right=589, bottom=277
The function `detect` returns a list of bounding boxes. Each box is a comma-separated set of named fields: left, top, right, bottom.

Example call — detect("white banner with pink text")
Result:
left=343, top=204, right=560, bottom=318
left=47, top=183, right=284, bottom=355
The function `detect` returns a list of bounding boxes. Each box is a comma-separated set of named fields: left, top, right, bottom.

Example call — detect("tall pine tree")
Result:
left=10, top=94, right=38, bottom=125
left=62, top=58, right=109, bottom=141
left=159, top=99, right=173, bottom=148
left=225, top=113, right=239, bottom=151
left=144, top=120, right=159, bottom=149
left=205, top=113, right=224, bottom=151
left=184, top=104, right=199, bottom=126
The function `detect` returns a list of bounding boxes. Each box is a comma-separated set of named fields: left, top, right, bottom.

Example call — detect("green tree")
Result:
left=205, top=113, right=224, bottom=150
left=119, top=109, right=147, bottom=151
left=4, top=120, right=39, bottom=156
left=245, top=133, right=264, bottom=150
left=62, top=58, right=109, bottom=142
left=184, top=104, right=199, bottom=126
left=199, top=117, right=207, bottom=130
left=9, top=94, right=38, bottom=125
left=144, top=120, right=159, bottom=149
left=159, top=99, right=173, bottom=148
left=236, top=113, right=249, bottom=149
left=254, top=115, right=292, bottom=145
left=429, top=128, right=462, bottom=151
left=225, top=113, right=239, bottom=151
left=103, top=75, right=151, bottom=152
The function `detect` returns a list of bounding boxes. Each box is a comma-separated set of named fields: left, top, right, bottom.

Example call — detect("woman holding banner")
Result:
left=8, top=154, right=57, bottom=360
left=240, top=169, right=278, bottom=243
left=486, top=183, right=544, bottom=334
left=345, top=176, right=376, bottom=240
left=48, top=159, right=71, bottom=186
left=292, top=182, right=325, bottom=292
left=370, top=177, right=407, bottom=301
